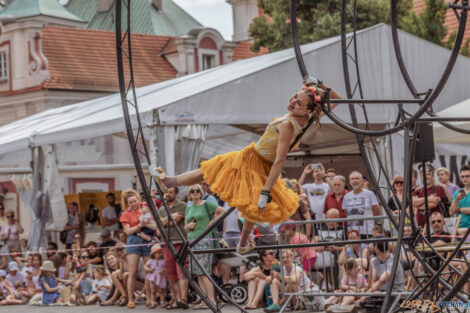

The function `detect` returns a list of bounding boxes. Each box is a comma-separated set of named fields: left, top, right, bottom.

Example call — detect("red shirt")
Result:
left=120, top=208, right=142, bottom=228
left=323, top=190, right=348, bottom=218
left=412, top=184, right=448, bottom=227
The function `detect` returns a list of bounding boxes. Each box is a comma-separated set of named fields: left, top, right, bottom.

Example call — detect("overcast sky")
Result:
left=173, top=0, right=234, bottom=40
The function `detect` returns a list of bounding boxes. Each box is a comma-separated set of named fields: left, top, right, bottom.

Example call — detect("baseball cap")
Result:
left=8, top=261, right=19, bottom=271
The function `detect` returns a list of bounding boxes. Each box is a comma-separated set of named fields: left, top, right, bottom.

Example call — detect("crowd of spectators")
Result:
left=0, top=162, right=469, bottom=311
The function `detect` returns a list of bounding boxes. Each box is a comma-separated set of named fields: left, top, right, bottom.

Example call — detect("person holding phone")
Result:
left=450, top=165, right=470, bottom=234
left=299, top=162, right=332, bottom=221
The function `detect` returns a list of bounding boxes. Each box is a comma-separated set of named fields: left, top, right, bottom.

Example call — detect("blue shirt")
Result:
left=452, top=190, right=470, bottom=228
left=40, top=275, right=60, bottom=304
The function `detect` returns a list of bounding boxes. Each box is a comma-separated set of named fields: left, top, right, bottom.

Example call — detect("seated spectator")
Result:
left=46, top=242, right=58, bottom=260
left=20, top=238, right=28, bottom=254
left=98, top=229, right=116, bottom=258
left=314, top=209, right=347, bottom=290
left=31, top=254, right=42, bottom=290
left=267, top=250, right=324, bottom=312
left=282, top=221, right=316, bottom=273
left=437, top=167, right=459, bottom=201
left=367, top=239, right=404, bottom=294
left=86, top=266, right=111, bottom=304
left=338, top=230, right=369, bottom=275
left=23, top=267, right=39, bottom=298
left=340, top=258, right=367, bottom=305
left=323, top=175, right=348, bottom=226
left=86, top=241, right=103, bottom=266
left=73, top=250, right=93, bottom=299
left=71, top=232, right=84, bottom=258
left=450, top=165, right=470, bottom=234
left=243, top=250, right=274, bottom=310
left=6, top=261, right=24, bottom=289
left=412, top=164, right=449, bottom=226
left=0, top=269, right=23, bottom=305
left=343, top=171, right=381, bottom=238
left=101, top=251, right=129, bottom=306
left=0, top=210, right=24, bottom=253
left=40, top=260, right=71, bottom=305
left=388, top=175, right=404, bottom=214
left=113, top=230, right=128, bottom=245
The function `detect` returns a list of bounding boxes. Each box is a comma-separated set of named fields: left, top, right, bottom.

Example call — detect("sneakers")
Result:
left=236, top=240, right=256, bottom=254
left=150, top=167, right=168, bottom=193
left=264, top=303, right=281, bottom=312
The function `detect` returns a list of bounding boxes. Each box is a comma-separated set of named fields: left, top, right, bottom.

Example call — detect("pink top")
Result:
left=289, top=233, right=316, bottom=262
left=341, top=273, right=367, bottom=290
left=0, top=223, right=20, bottom=242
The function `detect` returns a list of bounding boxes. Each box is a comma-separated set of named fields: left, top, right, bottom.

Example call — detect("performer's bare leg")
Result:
left=156, top=169, right=204, bottom=189
left=239, top=220, right=255, bottom=248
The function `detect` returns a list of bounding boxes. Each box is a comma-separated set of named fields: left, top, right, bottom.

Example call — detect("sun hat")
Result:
left=0, top=270, right=6, bottom=277
left=8, top=261, right=19, bottom=271
left=150, top=244, right=162, bottom=256
left=40, top=260, right=56, bottom=272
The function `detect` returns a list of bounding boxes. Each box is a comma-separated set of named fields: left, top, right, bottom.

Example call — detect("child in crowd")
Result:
left=0, top=269, right=24, bottom=305
left=6, top=261, right=25, bottom=289
left=340, top=259, right=367, bottom=305
left=23, top=267, right=39, bottom=298
left=39, top=260, right=71, bottom=305
left=144, top=244, right=167, bottom=308
left=86, top=266, right=111, bottom=304
left=282, top=221, right=316, bottom=272
left=138, top=204, right=155, bottom=242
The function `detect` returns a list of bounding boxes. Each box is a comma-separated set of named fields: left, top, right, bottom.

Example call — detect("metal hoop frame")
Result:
left=115, top=0, right=470, bottom=312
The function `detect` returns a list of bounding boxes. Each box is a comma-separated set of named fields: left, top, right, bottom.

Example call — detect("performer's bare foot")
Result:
left=151, top=167, right=176, bottom=193
left=236, top=240, right=256, bottom=255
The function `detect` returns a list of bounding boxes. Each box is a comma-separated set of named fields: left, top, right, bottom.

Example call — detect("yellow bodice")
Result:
left=254, top=117, right=303, bottom=162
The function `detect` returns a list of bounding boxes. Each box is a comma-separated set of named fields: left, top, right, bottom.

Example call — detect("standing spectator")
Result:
left=299, top=163, right=331, bottom=221
left=184, top=184, right=225, bottom=310
left=101, top=193, right=122, bottom=231
left=120, top=189, right=156, bottom=309
left=437, top=167, right=459, bottom=199
left=145, top=244, right=166, bottom=308
left=450, top=165, right=470, bottom=234
left=411, top=169, right=419, bottom=191
left=285, top=179, right=312, bottom=238
left=0, top=210, right=23, bottom=253
left=342, top=171, right=381, bottom=238
left=323, top=175, right=348, bottom=223
left=412, top=164, right=449, bottom=227
left=98, top=229, right=116, bottom=258
left=362, top=176, right=370, bottom=190
left=326, top=168, right=336, bottom=181
left=200, top=181, right=218, bottom=205
left=388, top=175, right=404, bottom=214
left=63, top=202, right=84, bottom=251
left=0, top=240, right=8, bottom=270
left=158, top=186, right=188, bottom=309
left=0, top=203, right=6, bottom=227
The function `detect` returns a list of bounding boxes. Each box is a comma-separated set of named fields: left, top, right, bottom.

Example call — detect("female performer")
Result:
left=154, top=80, right=341, bottom=254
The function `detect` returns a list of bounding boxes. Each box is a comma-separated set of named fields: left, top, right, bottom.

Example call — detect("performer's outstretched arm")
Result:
left=319, top=82, right=341, bottom=117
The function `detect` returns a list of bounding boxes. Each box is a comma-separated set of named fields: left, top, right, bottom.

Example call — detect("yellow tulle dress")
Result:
left=201, top=117, right=301, bottom=225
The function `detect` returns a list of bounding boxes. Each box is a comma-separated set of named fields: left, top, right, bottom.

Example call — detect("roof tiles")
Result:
left=232, top=42, right=269, bottom=61
left=41, top=26, right=177, bottom=91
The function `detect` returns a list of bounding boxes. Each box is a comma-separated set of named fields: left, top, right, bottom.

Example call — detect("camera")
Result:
left=310, top=164, right=321, bottom=170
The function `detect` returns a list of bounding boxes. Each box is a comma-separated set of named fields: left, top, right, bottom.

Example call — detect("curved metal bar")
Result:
left=427, top=109, right=470, bottom=134
left=115, top=2, right=247, bottom=312
left=289, top=0, right=308, bottom=79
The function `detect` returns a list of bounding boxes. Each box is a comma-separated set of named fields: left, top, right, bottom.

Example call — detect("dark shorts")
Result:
left=126, top=235, right=151, bottom=256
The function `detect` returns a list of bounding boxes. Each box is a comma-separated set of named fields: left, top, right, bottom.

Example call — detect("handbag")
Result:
left=203, top=202, right=220, bottom=249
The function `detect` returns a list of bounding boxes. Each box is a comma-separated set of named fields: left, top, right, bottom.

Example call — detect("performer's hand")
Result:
left=258, top=190, right=271, bottom=213
left=303, top=76, right=323, bottom=88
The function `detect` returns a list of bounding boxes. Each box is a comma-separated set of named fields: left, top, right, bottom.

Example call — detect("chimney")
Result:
left=228, top=0, right=259, bottom=42
left=152, top=0, right=163, bottom=11
left=98, top=0, right=115, bottom=13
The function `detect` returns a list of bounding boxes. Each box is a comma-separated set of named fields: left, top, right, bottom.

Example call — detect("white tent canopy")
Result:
left=1, top=23, right=470, bottom=156
left=434, top=98, right=470, bottom=144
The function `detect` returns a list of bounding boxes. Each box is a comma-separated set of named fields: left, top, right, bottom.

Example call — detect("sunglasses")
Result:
left=431, top=220, right=443, bottom=224
left=6, top=215, right=13, bottom=218
left=394, top=182, right=404, bottom=185
left=190, top=189, right=201, bottom=194
left=81, top=255, right=90, bottom=259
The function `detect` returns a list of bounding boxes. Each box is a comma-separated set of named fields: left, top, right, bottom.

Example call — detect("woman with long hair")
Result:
left=154, top=83, right=340, bottom=253
left=242, top=250, right=276, bottom=309
left=119, top=189, right=156, bottom=309
left=101, top=252, right=129, bottom=306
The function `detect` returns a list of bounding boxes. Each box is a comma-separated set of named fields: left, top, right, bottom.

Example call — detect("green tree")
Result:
left=249, top=0, right=413, bottom=53
left=400, top=0, right=447, bottom=45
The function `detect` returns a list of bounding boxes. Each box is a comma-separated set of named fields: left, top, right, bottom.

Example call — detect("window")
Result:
left=202, top=54, right=215, bottom=70
left=0, top=52, right=7, bottom=81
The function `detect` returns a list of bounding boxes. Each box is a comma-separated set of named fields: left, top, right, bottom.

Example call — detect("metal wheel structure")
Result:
left=115, top=0, right=470, bottom=312
left=289, top=0, right=470, bottom=312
